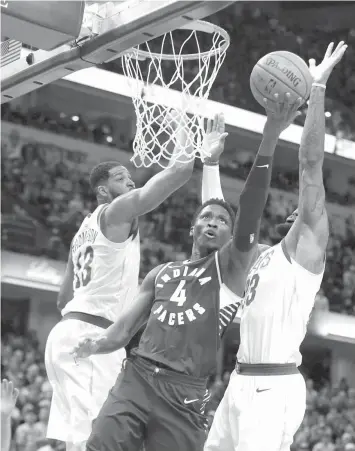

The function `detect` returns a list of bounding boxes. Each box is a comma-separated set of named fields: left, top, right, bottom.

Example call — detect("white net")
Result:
left=122, top=21, right=230, bottom=168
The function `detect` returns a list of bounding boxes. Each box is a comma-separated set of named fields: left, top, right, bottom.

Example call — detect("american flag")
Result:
left=1, top=39, right=22, bottom=67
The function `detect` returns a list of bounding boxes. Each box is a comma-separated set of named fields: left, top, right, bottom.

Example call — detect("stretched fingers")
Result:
left=324, top=42, right=334, bottom=59
left=217, top=113, right=225, bottom=134
left=206, top=118, right=212, bottom=134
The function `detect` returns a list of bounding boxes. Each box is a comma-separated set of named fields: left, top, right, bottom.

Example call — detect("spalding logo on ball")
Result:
left=250, top=51, right=313, bottom=112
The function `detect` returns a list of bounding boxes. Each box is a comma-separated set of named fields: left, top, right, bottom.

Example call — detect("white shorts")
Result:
left=204, top=370, right=306, bottom=451
left=45, top=319, right=126, bottom=444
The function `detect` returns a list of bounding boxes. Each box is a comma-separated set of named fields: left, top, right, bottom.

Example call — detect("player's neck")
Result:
left=190, top=244, right=210, bottom=262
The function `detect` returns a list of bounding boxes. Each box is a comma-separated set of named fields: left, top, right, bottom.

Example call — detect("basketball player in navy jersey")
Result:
left=205, top=42, right=347, bottom=451
left=72, top=96, right=301, bottom=451
left=45, top=110, right=197, bottom=451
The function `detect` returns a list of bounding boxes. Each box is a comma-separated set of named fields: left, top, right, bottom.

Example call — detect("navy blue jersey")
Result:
left=133, top=252, right=242, bottom=378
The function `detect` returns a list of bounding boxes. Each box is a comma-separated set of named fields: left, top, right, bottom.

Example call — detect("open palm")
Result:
left=1, top=379, right=19, bottom=417
left=203, top=113, right=228, bottom=162
left=309, top=41, right=347, bottom=85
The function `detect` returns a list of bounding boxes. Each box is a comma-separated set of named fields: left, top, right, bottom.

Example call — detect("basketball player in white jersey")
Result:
left=44, top=110, right=198, bottom=451
left=204, top=41, right=347, bottom=451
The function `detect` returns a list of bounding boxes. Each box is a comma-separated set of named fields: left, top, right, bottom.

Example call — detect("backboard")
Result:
left=1, top=0, right=236, bottom=103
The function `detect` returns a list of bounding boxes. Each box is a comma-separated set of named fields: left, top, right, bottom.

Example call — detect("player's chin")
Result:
left=275, top=222, right=293, bottom=237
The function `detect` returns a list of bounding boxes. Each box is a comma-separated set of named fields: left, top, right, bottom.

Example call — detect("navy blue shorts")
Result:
left=87, top=356, right=209, bottom=451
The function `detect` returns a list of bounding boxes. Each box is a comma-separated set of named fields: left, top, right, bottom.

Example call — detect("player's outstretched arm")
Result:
left=71, top=265, right=164, bottom=358
left=105, top=110, right=195, bottom=225
left=220, top=95, right=301, bottom=292
left=57, top=245, right=74, bottom=312
left=285, top=42, right=347, bottom=273
left=201, top=113, right=227, bottom=203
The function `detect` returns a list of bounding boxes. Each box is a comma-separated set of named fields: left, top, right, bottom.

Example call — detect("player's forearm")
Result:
left=201, top=163, right=224, bottom=203
left=93, top=325, right=132, bottom=355
left=1, top=415, right=11, bottom=451
left=299, top=86, right=325, bottom=166
left=93, top=313, right=145, bottom=355
left=169, top=127, right=195, bottom=170
left=232, top=126, right=278, bottom=252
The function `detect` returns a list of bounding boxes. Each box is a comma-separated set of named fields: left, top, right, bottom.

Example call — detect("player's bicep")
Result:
left=57, top=251, right=74, bottom=312
left=217, top=240, right=258, bottom=296
left=105, top=167, right=190, bottom=224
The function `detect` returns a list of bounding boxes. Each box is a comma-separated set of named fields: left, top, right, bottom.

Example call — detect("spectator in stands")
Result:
left=1, top=379, right=19, bottom=451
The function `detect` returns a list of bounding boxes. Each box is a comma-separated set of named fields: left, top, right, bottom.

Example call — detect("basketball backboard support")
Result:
left=1, top=0, right=235, bottom=103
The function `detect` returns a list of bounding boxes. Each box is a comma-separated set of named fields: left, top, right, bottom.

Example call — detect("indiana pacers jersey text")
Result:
left=237, top=240, right=324, bottom=366
left=62, top=204, right=140, bottom=322
left=134, top=251, right=242, bottom=378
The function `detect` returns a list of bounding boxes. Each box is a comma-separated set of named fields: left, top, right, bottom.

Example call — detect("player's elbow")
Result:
left=299, top=153, right=323, bottom=169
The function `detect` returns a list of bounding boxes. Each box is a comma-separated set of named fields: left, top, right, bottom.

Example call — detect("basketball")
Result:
left=250, top=51, right=313, bottom=112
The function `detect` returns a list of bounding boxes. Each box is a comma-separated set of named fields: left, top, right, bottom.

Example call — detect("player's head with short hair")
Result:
left=89, top=161, right=135, bottom=203
left=275, top=208, right=298, bottom=238
left=190, top=198, right=235, bottom=256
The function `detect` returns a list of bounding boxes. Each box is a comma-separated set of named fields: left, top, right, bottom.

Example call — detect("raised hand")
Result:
left=309, top=41, right=347, bottom=85
left=203, top=113, right=229, bottom=163
left=71, top=337, right=100, bottom=360
left=264, top=92, right=303, bottom=135
left=1, top=379, right=19, bottom=418
left=165, top=108, right=189, bottom=132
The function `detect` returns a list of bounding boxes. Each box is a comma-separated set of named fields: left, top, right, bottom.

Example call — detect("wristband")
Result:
left=204, top=159, right=219, bottom=166
left=312, top=83, right=326, bottom=90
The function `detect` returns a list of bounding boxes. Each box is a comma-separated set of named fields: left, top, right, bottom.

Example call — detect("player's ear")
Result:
left=97, top=185, right=108, bottom=197
left=189, top=226, right=194, bottom=237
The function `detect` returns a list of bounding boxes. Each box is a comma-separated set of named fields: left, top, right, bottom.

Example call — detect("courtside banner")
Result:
left=1, top=251, right=66, bottom=292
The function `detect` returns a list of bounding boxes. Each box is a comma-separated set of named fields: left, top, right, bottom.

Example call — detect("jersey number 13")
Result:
left=74, top=246, right=94, bottom=289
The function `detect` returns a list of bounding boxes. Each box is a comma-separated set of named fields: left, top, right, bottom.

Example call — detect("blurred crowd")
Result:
left=206, top=372, right=355, bottom=451
left=1, top=332, right=62, bottom=451
left=2, top=328, right=355, bottom=451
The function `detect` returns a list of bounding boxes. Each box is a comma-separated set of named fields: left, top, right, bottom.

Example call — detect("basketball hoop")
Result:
left=122, top=20, right=230, bottom=168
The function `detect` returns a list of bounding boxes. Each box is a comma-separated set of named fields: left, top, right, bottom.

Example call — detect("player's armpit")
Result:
left=285, top=210, right=328, bottom=275
left=57, top=250, right=74, bottom=312
left=95, top=264, right=164, bottom=354
left=105, top=162, right=194, bottom=225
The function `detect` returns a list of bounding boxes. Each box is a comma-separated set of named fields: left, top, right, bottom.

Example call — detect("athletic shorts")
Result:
left=87, top=356, right=209, bottom=451
left=45, top=319, right=126, bottom=443
left=204, top=370, right=306, bottom=451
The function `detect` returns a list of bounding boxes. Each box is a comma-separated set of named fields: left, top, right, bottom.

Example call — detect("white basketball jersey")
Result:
left=61, top=204, right=140, bottom=322
left=237, top=240, right=324, bottom=366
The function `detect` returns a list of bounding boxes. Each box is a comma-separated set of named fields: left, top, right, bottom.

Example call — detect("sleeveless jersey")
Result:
left=237, top=240, right=324, bottom=366
left=134, top=252, right=242, bottom=379
left=61, top=204, right=140, bottom=322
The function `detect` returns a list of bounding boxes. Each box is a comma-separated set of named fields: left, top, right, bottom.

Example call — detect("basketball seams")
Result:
left=266, top=52, right=311, bottom=97
left=254, top=64, right=307, bottom=101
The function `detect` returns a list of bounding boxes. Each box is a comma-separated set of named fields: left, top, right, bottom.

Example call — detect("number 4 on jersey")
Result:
left=170, top=280, right=187, bottom=307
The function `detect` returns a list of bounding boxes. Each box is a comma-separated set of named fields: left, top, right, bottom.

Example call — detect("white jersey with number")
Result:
left=237, top=240, right=324, bottom=366
left=61, top=204, right=140, bottom=322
